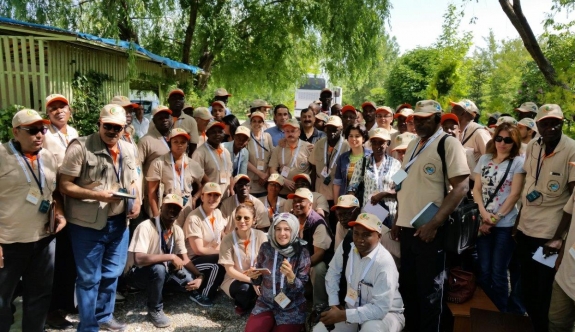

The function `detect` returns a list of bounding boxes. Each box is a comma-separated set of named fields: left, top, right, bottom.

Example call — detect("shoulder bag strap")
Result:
left=484, top=158, right=514, bottom=207
left=437, top=135, right=449, bottom=197
left=461, top=128, right=480, bottom=145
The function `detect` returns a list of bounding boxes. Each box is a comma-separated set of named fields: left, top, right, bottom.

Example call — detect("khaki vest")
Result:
left=64, top=133, right=137, bottom=230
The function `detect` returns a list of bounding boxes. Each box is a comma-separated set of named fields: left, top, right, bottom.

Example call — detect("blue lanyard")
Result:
left=105, top=143, right=123, bottom=183
left=9, top=141, right=44, bottom=194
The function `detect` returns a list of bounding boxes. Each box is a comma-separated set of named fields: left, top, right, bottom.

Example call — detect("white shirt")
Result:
left=326, top=242, right=403, bottom=324
left=133, top=117, right=150, bottom=139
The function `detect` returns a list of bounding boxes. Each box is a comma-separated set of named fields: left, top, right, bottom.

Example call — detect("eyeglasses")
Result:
left=19, top=126, right=48, bottom=135
left=102, top=123, right=124, bottom=133
left=494, top=136, right=514, bottom=144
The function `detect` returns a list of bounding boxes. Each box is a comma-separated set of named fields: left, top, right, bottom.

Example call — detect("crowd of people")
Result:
left=1, top=86, right=575, bottom=332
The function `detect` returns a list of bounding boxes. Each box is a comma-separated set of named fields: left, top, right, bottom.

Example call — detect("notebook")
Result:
left=410, top=202, right=439, bottom=229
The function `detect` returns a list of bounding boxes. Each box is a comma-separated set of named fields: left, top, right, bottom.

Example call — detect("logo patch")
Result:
left=548, top=180, right=560, bottom=192
left=299, top=162, right=307, bottom=169
left=423, top=163, right=436, bottom=175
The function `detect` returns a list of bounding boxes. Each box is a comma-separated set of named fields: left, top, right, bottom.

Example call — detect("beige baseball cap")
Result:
left=495, top=116, right=518, bottom=127
left=282, top=118, right=300, bottom=129
left=518, top=118, right=537, bottom=132
left=162, top=193, right=184, bottom=209
left=202, top=182, right=222, bottom=195
left=250, top=99, right=271, bottom=109
left=535, top=104, right=564, bottom=122
left=100, top=104, right=127, bottom=125
left=45, top=94, right=69, bottom=108
left=193, top=107, right=212, bottom=120
left=515, top=102, right=538, bottom=113
left=376, top=106, right=394, bottom=115
left=414, top=100, right=442, bottom=117
left=235, top=125, right=251, bottom=138
left=169, top=128, right=190, bottom=141
left=450, top=99, right=479, bottom=115
left=315, top=113, right=329, bottom=122
left=287, top=188, right=314, bottom=203
left=205, top=120, right=226, bottom=132
left=293, top=173, right=312, bottom=184
left=250, top=111, right=266, bottom=121
left=110, top=95, right=138, bottom=108
left=168, top=88, right=185, bottom=97
left=152, top=105, right=172, bottom=117
left=330, top=195, right=360, bottom=211
left=211, top=100, right=226, bottom=109
left=234, top=174, right=250, bottom=183
left=214, top=88, right=232, bottom=97
left=267, top=173, right=284, bottom=186
left=394, top=108, right=414, bottom=119
left=369, top=128, right=391, bottom=141
left=348, top=213, right=384, bottom=234
left=392, top=132, right=418, bottom=152
left=12, top=109, right=50, bottom=128
left=325, top=115, right=343, bottom=128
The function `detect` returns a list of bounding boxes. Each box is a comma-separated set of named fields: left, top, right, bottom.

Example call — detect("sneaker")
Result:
left=98, top=318, right=126, bottom=331
left=147, top=310, right=171, bottom=328
left=189, top=291, right=214, bottom=307
left=115, top=292, right=126, bottom=303
left=45, top=311, right=74, bottom=329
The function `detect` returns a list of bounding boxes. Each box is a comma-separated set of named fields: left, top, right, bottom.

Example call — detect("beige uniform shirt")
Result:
left=557, top=194, right=575, bottom=300
left=127, top=218, right=187, bottom=268
left=218, top=229, right=268, bottom=296
left=148, top=113, right=199, bottom=144
left=396, top=132, right=470, bottom=228
left=191, top=143, right=232, bottom=198
left=283, top=192, right=330, bottom=215
left=219, top=195, right=271, bottom=233
left=309, top=137, right=350, bottom=200
left=137, top=127, right=171, bottom=179
left=183, top=207, right=226, bottom=258
left=43, top=124, right=79, bottom=167
left=257, top=196, right=287, bottom=219
left=146, top=153, right=204, bottom=199
left=247, top=132, right=274, bottom=194
left=269, top=139, right=313, bottom=195
left=460, top=122, right=491, bottom=172
left=518, top=136, right=575, bottom=239
left=0, top=143, right=58, bottom=243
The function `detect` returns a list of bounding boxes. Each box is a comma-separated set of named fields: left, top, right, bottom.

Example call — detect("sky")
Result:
left=388, top=0, right=572, bottom=53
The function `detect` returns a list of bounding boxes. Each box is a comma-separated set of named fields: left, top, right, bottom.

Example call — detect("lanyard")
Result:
left=272, top=250, right=288, bottom=296
left=535, top=143, right=545, bottom=186
left=404, top=129, right=443, bottom=172
left=154, top=216, right=174, bottom=254
left=265, top=197, right=281, bottom=215
left=232, top=230, right=256, bottom=271
left=9, top=141, right=44, bottom=194
left=282, top=141, right=302, bottom=168
left=171, top=153, right=185, bottom=192
left=161, top=136, right=170, bottom=150
left=200, top=206, right=220, bottom=244
left=105, top=143, right=123, bottom=183
left=206, top=144, right=228, bottom=172
left=251, top=133, right=268, bottom=159
left=51, top=124, right=68, bottom=148
left=324, top=137, right=344, bottom=172
left=122, top=135, right=139, bottom=158
left=372, top=155, right=391, bottom=192
left=348, top=244, right=379, bottom=303
left=232, top=150, right=242, bottom=176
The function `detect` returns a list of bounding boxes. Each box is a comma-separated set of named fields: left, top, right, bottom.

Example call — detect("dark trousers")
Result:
left=516, top=231, right=555, bottom=332
left=0, top=236, right=55, bottom=332
left=507, top=249, right=525, bottom=315
left=191, top=254, right=226, bottom=299
left=49, top=228, right=77, bottom=313
left=229, top=280, right=257, bottom=310
left=400, top=227, right=446, bottom=332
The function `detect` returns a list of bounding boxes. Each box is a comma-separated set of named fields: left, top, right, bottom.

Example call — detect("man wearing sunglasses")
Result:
left=0, top=109, right=66, bottom=332
left=59, top=104, right=141, bottom=332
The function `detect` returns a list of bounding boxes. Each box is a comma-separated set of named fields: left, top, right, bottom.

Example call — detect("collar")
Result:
left=538, top=135, right=566, bottom=155
left=10, top=139, right=41, bottom=155
left=358, top=243, right=382, bottom=260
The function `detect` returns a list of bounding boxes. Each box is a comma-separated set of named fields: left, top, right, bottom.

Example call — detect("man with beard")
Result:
left=59, top=104, right=141, bottom=331
left=300, top=107, right=326, bottom=144
left=319, top=89, right=333, bottom=114
left=309, top=116, right=350, bottom=231
left=289, top=188, right=334, bottom=308
left=192, top=121, right=233, bottom=198
left=361, top=101, right=377, bottom=131
left=223, top=126, right=251, bottom=177
left=219, top=174, right=270, bottom=233
left=126, top=194, right=203, bottom=328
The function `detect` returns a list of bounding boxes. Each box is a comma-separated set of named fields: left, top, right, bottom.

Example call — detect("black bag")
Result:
left=437, top=135, right=481, bottom=254
left=355, top=155, right=368, bottom=207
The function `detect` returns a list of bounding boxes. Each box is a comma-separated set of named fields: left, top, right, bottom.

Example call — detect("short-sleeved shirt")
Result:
left=396, top=131, right=470, bottom=228
left=300, top=128, right=326, bottom=144
left=283, top=192, right=330, bottom=215
left=461, top=122, right=491, bottom=171
left=191, top=142, right=233, bottom=198
left=309, top=137, right=350, bottom=200
left=43, top=124, right=79, bottom=167
left=132, top=117, right=150, bottom=140
left=147, top=113, right=199, bottom=144
left=518, top=135, right=575, bottom=239
left=127, top=218, right=187, bottom=268
left=146, top=153, right=204, bottom=198
left=183, top=207, right=226, bottom=258
left=0, top=143, right=58, bottom=243
left=473, top=154, right=526, bottom=227
left=265, top=126, right=285, bottom=147
left=219, top=195, right=271, bottom=233
left=258, top=196, right=287, bottom=219
left=269, top=140, right=313, bottom=195
left=137, top=126, right=170, bottom=179
left=557, top=195, right=575, bottom=301
left=247, top=132, right=274, bottom=194
left=218, top=229, right=268, bottom=296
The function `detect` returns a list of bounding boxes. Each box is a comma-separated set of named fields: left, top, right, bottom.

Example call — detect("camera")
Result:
left=323, top=175, right=331, bottom=185
left=313, top=303, right=335, bottom=331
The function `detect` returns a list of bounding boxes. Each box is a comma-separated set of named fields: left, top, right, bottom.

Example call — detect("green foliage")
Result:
left=70, top=71, right=113, bottom=136
left=0, top=105, right=25, bottom=142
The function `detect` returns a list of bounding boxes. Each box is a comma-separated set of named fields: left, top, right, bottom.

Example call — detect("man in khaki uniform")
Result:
left=269, top=118, right=314, bottom=196
left=59, top=104, right=141, bottom=331
left=191, top=121, right=233, bottom=198
left=43, top=94, right=79, bottom=166
left=193, top=107, right=213, bottom=148
left=514, top=104, right=575, bottom=332
left=393, top=100, right=469, bottom=332
left=0, top=109, right=66, bottom=332
left=450, top=99, right=491, bottom=172
left=219, top=174, right=270, bottom=233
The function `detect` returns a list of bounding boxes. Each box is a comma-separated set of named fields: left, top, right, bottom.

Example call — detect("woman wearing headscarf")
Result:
left=244, top=213, right=311, bottom=332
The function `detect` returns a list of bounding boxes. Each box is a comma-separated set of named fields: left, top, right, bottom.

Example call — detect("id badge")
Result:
left=220, top=171, right=228, bottom=184
left=274, top=291, right=291, bottom=308
left=391, top=169, right=408, bottom=185
left=26, top=187, right=41, bottom=205
left=344, top=287, right=358, bottom=306
left=281, top=166, right=290, bottom=178
left=257, top=161, right=265, bottom=171
left=320, top=166, right=329, bottom=178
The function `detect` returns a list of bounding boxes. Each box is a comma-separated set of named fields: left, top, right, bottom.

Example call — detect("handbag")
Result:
left=355, top=155, right=368, bottom=207
left=437, top=135, right=481, bottom=254
left=446, top=267, right=476, bottom=304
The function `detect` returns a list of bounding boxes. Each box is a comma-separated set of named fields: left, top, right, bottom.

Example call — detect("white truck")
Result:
left=294, top=74, right=342, bottom=119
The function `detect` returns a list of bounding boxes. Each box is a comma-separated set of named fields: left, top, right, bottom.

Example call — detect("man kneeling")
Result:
left=316, top=213, right=404, bottom=332
left=126, top=194, right=204, bottom=328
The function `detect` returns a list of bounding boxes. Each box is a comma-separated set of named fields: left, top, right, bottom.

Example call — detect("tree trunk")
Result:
left=182, top=0, right=199, bottom=65
left=117, top=0, right=139, bottom=43
left=499, top=0, right=566, bottom=88
left=194, top=46, right=214, bottom=91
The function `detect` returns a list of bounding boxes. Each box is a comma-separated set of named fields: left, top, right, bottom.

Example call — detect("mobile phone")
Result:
left=253, top=268, right=271, bottom=275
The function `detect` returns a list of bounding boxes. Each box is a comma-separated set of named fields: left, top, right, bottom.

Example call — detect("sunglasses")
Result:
left=102, top=123, right=124, bottom=133
left=494, top=135, right=514, bottom=144
left=19, top=126, right=48, bottom=135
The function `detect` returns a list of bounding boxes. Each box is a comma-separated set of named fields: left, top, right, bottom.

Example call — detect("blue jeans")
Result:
left=476, top=226, right=515, bottom=312
left=68, top=215, right=129, bottom=332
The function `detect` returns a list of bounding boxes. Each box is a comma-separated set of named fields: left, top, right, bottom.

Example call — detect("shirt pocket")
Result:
left=541, top=171, right=567, bottom=198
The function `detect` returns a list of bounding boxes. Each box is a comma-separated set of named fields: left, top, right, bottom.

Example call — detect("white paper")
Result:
left=391, top=169, right=408, bottom=185
left=363, top=202, right=389, bottom=222
left=532, top=246, right=558, bottom=268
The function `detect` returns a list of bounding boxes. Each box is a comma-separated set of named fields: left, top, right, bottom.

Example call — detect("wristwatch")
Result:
left=496, top=213, right=504, bottom=219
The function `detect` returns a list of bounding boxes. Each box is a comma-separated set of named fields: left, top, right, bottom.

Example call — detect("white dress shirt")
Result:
left=132, top=116, right=150, bottom=139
